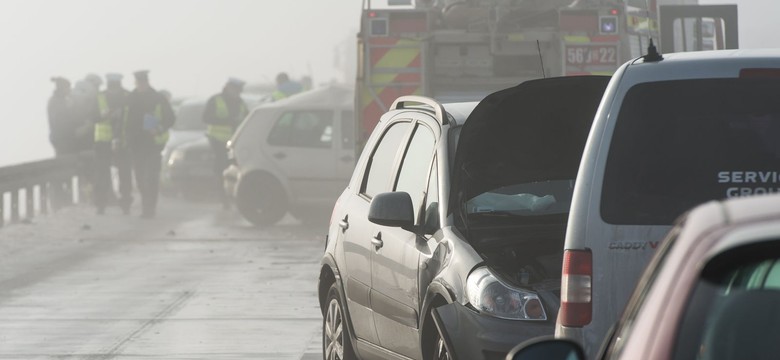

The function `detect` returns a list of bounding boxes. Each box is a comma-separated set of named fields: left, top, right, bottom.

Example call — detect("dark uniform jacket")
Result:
left=47, top=92, right=79, bottom=155
left=125, top=87, right=175, bottom=148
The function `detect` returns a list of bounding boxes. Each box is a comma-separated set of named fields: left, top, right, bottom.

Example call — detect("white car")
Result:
left=225, top=84, right=355, bottom=226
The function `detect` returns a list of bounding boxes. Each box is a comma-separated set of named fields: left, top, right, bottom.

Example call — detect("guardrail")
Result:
left=0, top=152, right=92, bottom=227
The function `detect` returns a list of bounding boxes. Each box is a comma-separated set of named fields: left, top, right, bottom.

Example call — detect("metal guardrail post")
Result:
left=40, top=183, right=49, bottom=215
left=26, top=186, right=34, bottom=220
left=11, top=189, right=20, bottom=223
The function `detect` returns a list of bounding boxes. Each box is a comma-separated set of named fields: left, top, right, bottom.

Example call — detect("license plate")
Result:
left=566, top=45, right=618, bottom=66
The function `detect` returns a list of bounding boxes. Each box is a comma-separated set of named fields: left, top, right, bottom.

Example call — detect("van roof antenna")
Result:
left=642, top=0, right=663, bottom=62
left=536, top=40, right=547, bottom=78
left=643, top=38, right=664, bottom=62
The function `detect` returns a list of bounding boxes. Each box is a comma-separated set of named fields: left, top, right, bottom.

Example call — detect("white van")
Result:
left=224, top=85, right=355, bottom=226
left=558, top=49, right=780, bottom=356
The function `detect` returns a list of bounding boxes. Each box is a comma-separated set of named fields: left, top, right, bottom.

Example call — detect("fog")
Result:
left=1, top=0, right=779, bottom=167
left=0, top=0, right=362, bottom=166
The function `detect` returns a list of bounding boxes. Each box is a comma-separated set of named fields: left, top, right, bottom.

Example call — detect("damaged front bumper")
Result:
left=433, top=302, right=555, bottom=360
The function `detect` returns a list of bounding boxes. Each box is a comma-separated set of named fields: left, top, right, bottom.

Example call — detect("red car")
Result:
left=508, top=192, right=780, bottom=360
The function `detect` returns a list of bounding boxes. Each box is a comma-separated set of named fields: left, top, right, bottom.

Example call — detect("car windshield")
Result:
left=602, top=78, right=780, bottom=225
left=466, top=179, right=574, bottom=216
left=173, top=102, right=206, bottom=131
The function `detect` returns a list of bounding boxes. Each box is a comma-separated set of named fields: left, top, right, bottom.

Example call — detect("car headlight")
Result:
left=168, top=149, right=186, bottom=166
left=466, top=267, right=547, bottom=320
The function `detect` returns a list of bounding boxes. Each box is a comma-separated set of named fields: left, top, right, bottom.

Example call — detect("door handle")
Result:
left=338, top=216, right=349, bottom=232
left=371, top=233, right=383, bottom=250
left=273, top=152, right=287, bottom=160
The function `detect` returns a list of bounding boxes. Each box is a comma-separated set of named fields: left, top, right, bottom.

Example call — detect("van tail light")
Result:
left=560, top=249, right=592, bottom=327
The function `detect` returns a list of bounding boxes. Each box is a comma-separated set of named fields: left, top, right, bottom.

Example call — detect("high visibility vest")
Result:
left=272, top=90, right=288, bottom=101
left=152, top=104, right=169, bottom=145
left=206, top=95, right=247, bottom=143
left=94, top=93, right=113, bottom=142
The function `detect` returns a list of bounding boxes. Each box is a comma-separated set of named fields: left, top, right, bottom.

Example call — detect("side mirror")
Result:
left=368, top=192, right=415, bottom=230
left=506, top=336, right=585, bottom=360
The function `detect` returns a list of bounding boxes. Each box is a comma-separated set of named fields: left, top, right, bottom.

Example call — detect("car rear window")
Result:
left=672, top=240, right=780, bottom=360
left=602, top=78, right=780, bottom=225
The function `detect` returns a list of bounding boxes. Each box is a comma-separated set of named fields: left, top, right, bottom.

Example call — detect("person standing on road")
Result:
left=93, top=73, right=131, bottom=214
left=125, top=70, right=175, bottom=218
left=271, top=72, right=302, bottom=101
left=48, top=77, right=78, bottom=155
left=203, top=77, right=248, bottom=208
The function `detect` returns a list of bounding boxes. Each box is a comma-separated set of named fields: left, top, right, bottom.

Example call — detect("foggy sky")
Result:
left=1, top=0, right=778, bottom=166
left=0, top=0, right=361, bottom=166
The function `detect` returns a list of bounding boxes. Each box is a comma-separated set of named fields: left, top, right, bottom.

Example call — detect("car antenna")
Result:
left=642, top=0, right=663, bottom=62
left=536, top=40, right=547, bottom=78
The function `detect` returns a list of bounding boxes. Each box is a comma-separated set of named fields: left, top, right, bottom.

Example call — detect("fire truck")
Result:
left=354, top=0, right=737, bottom=148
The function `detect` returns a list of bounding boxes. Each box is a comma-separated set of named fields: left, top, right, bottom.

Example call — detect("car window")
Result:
left=602, top=78, right=780, bottom=225
left=267, top=110, right=334, bottom=148
left=422, top=160, right=439, bottom=233
left=395, top=124, right=436, bottom=222
left=362, top=122, right=411, bottom=198
left=341, top=110, right=355, bottom=149
left=672, top=241, right=780, bottom=360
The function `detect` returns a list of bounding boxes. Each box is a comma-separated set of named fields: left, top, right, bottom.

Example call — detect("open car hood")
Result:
left=449, top=76, right=610, bottom=214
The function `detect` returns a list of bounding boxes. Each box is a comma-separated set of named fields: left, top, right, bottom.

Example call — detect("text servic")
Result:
left=719, top=171, right=780, bottom=198
left=718, top=171, right=780, bottom=184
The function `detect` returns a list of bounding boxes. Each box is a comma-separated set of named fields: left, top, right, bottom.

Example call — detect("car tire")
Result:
left=431, top=325, right=452, bottom=360
left=235, top=174, right=287, bottom=226
left=323, top=282, right=357, bottom=360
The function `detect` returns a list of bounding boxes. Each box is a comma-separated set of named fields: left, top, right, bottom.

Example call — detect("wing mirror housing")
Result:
left=368, top=192, right=416, bottom=231
left=506, top=336, right=585, bottom=360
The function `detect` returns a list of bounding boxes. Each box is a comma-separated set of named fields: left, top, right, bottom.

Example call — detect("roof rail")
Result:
left=391, top=95, right=449, bottom=125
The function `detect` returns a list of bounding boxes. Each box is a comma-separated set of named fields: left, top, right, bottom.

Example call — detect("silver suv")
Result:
left=317, top=76, right=609, bottom=360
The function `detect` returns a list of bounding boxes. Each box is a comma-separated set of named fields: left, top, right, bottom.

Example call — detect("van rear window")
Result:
left=601, top=78, right=780, bottom=225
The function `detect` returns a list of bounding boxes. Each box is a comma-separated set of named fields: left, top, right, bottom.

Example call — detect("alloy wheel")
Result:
left=433, top=333, right=452, bottom=360
left=324, top=298, right=344, bottom=360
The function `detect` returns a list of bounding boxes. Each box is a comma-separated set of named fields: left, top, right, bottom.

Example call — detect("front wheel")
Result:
left=235, top=174, right=287, bottom=226
left=431, top=326, right=452, bottom=360
left=323, top=283, right=356, bottom=360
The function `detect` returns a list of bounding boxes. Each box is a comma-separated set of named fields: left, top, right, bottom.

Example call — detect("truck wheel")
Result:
left=236, top=174, right=287, bottom=226
left=323, top=282, right=356, bottom=360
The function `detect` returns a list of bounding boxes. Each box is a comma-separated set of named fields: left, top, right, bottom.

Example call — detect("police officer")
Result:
left=203, top=77, right=248, bottom=208
left=272, top=72, right=302, bottom=101
left=48, top=77, right=78, bottom=155
left=125, top=70, right=175, bottom=218
left=93, top=73, right=129, bottom=214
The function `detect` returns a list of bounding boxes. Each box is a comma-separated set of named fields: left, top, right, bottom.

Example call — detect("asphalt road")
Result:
left=0, top=198, right=326, bottom=359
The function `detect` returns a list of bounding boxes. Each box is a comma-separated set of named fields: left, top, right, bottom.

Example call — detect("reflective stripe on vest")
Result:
left=94, top=93, right=113, bottom=142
